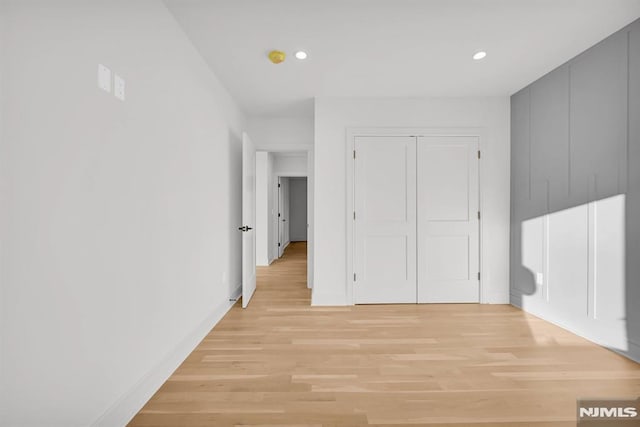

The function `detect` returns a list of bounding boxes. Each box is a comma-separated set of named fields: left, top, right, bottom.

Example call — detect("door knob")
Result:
left=238, top=225, right=253, bottom=232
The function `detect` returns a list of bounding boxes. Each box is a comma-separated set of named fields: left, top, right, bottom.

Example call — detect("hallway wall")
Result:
left=0, top=1, right=245, bottom=425
left=255, top=152, right=273, bottom=265
left=247, top=116, right=313, bottom=151
left=273, top=152, right=308, bottom=175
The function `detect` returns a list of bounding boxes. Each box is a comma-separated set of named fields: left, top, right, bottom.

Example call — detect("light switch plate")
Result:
left=114, top=74, right=125, bottom=101
left=98, top=64, right=111, bottom=93
left=535, top=272, right=544, bottom=286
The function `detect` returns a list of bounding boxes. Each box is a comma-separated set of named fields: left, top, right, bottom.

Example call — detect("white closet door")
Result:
left=417, top=136, right=479, bottom=303
left=354, top=136, right=417, bottom=304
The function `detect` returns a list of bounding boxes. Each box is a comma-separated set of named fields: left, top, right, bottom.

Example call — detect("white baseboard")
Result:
left=510, top=293, right=640, bottom=364
left=311, top=291, right=347, bottom=306
left=92, top=285, right=242, bottom=427
left=611, top=339, right=640, bottom=364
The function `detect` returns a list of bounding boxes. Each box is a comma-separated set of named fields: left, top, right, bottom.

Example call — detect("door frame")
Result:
left=345, top=127, right=487, bottom=305
left=275, top=173, right=307, bottom=259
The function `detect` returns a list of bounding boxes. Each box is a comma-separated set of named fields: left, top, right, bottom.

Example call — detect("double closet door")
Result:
left=353, top=135, right=479, bottom=304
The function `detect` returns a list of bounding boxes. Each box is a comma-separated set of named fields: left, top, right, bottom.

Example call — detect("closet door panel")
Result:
left=417, top=136, right=480, bottom=303
left=354, top=136, right=417, bottom=304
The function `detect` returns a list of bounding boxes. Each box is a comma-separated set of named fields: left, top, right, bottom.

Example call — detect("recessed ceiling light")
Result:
left=473, top=51, right=487, bottom=60
left=295, top=51, right=308, bottom=60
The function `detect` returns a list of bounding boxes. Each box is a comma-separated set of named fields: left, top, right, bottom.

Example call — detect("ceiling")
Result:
left=164, top=0, right=640, bottom=117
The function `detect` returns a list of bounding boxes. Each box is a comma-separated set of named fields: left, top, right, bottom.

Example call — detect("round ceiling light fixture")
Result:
left=473, top=51, right=487, bottom=60
left=268, top=50, right=286, bottom=64
left=295, top=50, right=308, bottom=60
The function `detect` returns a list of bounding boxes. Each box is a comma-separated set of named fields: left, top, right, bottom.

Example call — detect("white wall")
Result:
left=267, top=154, right=278, bottom=263
left=307, top=151, right=314, bottom=288
left=518, top=196, right=628, bottom=353
left=313, top=97, right=510, bottom=305
left=0, top=1, right=245, bottom=425
left=247, top=116, right=313, bottom=151
left=255, top=152, right=271, bottom=266
left=273, top=152, right=308, bottom=176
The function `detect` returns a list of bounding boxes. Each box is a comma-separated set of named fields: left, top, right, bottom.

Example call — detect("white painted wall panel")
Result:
left=547, top=204, right=588, bottom=317
left=593, top=195, right=626, bottom=322
left=519, top=216, right=545, bottom=306
left=517, top=198, right=628, bottom=353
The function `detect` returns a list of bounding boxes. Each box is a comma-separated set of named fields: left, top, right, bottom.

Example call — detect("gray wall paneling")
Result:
left=510, top=18, right=640, bottom=361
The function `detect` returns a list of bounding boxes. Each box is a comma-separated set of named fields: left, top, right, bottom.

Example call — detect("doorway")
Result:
left=278, top=177, right=308, bottom=257
left=255, top=151, right=313, bottom=289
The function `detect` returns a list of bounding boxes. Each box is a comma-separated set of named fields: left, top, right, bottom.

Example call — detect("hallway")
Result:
left=129, top=242, right=640, bottom=426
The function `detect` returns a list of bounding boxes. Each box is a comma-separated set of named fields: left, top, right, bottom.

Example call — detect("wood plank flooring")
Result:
left=129, top=242, right=640, bottom=426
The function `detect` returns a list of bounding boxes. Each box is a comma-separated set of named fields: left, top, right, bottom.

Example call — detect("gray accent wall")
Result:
left=629, top=18, right=640, bottom=362
left=511, top=18, right=640, bottom=361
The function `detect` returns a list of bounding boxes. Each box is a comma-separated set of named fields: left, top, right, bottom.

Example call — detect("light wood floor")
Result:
left=129, top=242, right=640, bottom=426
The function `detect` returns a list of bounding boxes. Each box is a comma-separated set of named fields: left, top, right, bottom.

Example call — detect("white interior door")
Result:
left=277, top=177, right=287, bottom=257
left=417, top=136, right=479, bottom=303
left=282, top=178, right=291, bottom=248
left=241, top=132, right=256, bottom=308
left=277, top=178, right=282, bottom=257
left=278, top=177, right=291, bottom=258
left=282, top=178, right=290, bottom=249
left=354, top=136, right=417, bottom=304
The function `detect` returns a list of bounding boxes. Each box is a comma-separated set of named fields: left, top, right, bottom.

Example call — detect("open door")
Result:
left=277, top=177, right=289, bottom=258
left=240, top=132, right=256, bottom=308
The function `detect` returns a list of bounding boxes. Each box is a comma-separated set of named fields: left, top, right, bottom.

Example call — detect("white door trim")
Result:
left=346, top=127, right=486, bottom=306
